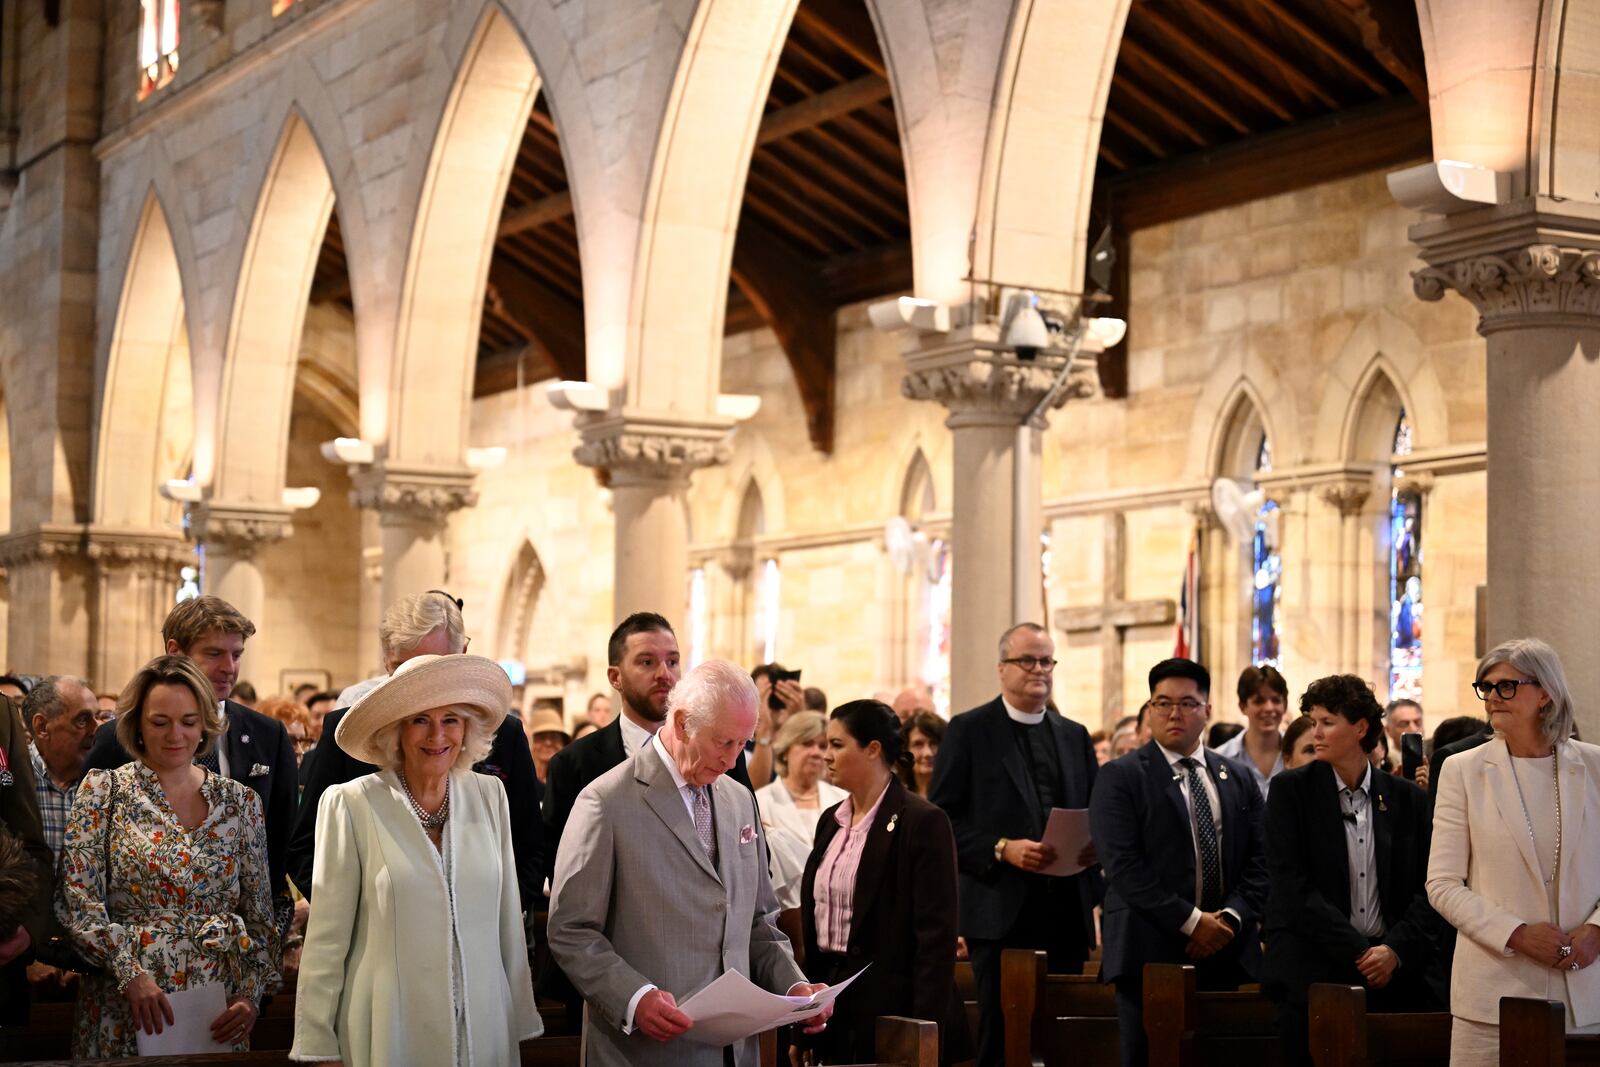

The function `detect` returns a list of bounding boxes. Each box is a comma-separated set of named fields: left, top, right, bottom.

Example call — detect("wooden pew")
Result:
left=1307, top=982, right=1450, bottom=1067
left=5, top=1034, right=586, bottom=1067
left=956, top=959, right=978, bottom=1044
left=1500, top=997, right=1600, bottom=1066
left=1142, top=963, right=1278, bottom=1067
left=1001, top=948, right=1118, bottom=1067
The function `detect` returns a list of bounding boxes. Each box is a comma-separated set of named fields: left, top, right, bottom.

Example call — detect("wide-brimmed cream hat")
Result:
left=336, top=654, right=511, bottom=766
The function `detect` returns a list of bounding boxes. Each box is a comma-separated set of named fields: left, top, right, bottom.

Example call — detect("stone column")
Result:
left=191, top=503, right=294, bottom=631
left=349, top=465, right=477, bottom=616
left=900, top=324, right=1097, bottom=713
left=0, top=526, right=93, bottom=675
left=84, top=528, right=194, bottom=692
left=573, top=416, right=733, bottom=628
left=1317, top=479, right=1375, bottom=680
left=1411, top=219, right=1600, bottom=734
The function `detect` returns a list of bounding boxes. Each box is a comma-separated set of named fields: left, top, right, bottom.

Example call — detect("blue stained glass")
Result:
left=1390, top=411, right=1422, bottom=700
left=1251, top=500, right=1282, bottom=668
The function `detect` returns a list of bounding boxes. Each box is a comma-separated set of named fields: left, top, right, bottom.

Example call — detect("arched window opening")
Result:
left=1389, top=411, right=1423, bottom=701
left=138, top=0, right=179, bottom=99
left=1250, top=433, right=1282, bottom=667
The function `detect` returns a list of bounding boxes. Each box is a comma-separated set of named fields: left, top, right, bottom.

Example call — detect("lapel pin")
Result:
left=240, top=734, right=250, bottom=745
left=1377, top=793, right=1388, bottom=812
left=887, top=813, right=899, bottom=833
left=1217, top=766, right=1229, bottom=781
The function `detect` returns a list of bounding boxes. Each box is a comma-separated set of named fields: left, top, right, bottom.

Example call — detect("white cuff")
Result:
left=1180, top=907, right=1202, bottom=937
left=623, top=984, right=656, bottom=1034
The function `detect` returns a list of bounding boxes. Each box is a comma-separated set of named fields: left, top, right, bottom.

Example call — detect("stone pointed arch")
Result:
left=496, top=536, right=547, bottom=663
left=1341, top=359, right=1415, bottom=465
left=866, top=0, right=1130, bottom=303
left=900, top=447, right=935, bottom=520
left=1311, top=311, right=1452, bottom=459
left=1206, top=380, right=1278, bottom=481
left=619, top=0, right=803, bottom=410
left=95, top=190, right=195, bottom=529
left=387, top=6, right=541, bottom=469
left=209, top=111, right=336, bottom=505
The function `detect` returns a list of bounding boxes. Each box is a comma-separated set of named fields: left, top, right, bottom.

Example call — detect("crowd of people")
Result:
left=0, top=590, right=1594, bottom=1067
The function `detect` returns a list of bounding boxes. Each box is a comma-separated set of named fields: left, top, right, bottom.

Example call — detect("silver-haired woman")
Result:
left=290, top=654, right=541, bottom=1067
left=1427, top=637, right=1600, bottom=1065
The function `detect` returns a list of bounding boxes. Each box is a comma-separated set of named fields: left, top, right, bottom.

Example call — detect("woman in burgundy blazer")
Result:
left=799, top=700, right=970, bottom=1064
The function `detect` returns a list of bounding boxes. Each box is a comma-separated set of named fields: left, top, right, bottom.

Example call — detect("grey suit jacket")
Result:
left=547, top=740, right=805, bottom=1067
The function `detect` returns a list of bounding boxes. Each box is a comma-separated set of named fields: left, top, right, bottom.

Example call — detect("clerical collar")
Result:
left=1002, top=698, right=1046, bottom=726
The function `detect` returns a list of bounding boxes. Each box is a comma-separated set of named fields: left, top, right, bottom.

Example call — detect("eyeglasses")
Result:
left=1148, top=698, right=1206, bottom=715
left=1472, top=678, right=1538, bottom=701
left=1001, top=656, right=1057, bottom=672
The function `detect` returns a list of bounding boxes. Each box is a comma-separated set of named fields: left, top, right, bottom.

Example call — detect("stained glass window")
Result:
left=139, top=0, right=180, bottom=99
left=1250, top=433, right=1282, bottom=667
left=1389, top=411, right=1422, bottom=700
left=756, top=558, right=781, bottom=664
left=922, top=539, right=952, bottom=717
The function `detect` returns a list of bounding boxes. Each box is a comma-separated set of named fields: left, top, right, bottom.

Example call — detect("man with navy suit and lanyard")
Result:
left=929, top=622, right=1099, bottom=1067
left=1089, top=657, right=1269, bottom=1067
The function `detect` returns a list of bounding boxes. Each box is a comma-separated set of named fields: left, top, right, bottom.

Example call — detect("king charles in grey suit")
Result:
left=547, top=659, right=830, bottom=1067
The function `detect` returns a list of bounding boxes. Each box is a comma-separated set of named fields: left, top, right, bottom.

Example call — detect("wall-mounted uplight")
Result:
left=159, top=479, right=202, bottom=503
left=320, top=437, right=375, bottom=465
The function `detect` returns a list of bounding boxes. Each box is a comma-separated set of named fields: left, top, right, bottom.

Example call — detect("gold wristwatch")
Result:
left=994, top=837, right=1009, bottom=863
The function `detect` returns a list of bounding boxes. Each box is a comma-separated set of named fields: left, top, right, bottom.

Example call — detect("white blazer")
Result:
left=754, top=776, right=847, bottom=847
left=1427, top=737, right=1600, bottom=1026
left=290, top=769, right=542, bottom=1066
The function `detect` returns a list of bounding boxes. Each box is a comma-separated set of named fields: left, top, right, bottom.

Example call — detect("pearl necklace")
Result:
left=399, top=771, right=450, bottom=831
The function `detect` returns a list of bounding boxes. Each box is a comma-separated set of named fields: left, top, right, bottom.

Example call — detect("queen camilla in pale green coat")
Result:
left=290, top=655, right=542, bottom=1067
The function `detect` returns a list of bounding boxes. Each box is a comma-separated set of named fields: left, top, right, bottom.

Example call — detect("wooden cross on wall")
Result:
left=1054, top=512, right=1176, bottom=730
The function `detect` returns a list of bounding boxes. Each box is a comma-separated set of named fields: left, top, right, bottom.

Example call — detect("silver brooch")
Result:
left=886, top=814, right=898, bottom=833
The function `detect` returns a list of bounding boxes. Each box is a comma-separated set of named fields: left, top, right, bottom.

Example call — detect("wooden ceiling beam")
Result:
left=791, top=0, right=887, bottom=78
left=1137, top=8, right=1296, bottom=122
left=1329, top=0, right=1429, bottom=102
left=1185, top=0, right=1341, bottom=108
left=1098, top=141, right=1131, bottom=172
left=819, top=240, right=912, bottom=306
left=484, top=261, right=586, bottom=382
left=757, top=73, right=892, bottom=146
left=1104, top=109, right=1170, bottom=160
left=730, top=223, right=836, bottom=453
left=497, top=190, right=574, bottom=239
left=1108, top=96, right=1430, bottom=232
left=1251, top=0, right=1389, bottom=94
left=1115, top=75, right=1209, bottom=148
left=1120, top=37, right=1250, bottom=135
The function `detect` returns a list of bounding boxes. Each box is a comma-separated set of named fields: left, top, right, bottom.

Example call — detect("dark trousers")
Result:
left=1273, top=944, right=1445, bottom=1067
left=1113, top=958, right=1247, bottom=1067
left=968, top=878, right=1088, bottom=1067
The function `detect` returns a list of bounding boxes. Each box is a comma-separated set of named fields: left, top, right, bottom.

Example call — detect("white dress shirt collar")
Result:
left=1159, top=738, right=1207, bottom=767
left=1332, top=759, right=1374, bottom=798
left=619, top=710, right=656, bottom=757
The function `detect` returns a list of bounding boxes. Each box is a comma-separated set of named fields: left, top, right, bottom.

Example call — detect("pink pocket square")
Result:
left=740, top=824, right=757, bottom=845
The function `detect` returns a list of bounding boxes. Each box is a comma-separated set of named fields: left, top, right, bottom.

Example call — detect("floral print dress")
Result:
left=55, top=763, right=278, bottom=1058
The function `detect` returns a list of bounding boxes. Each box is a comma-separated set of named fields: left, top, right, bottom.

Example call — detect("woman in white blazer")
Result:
left=755, top=712, right=847, bottom=909
left=1427, top=638, right=1600, bottom=1066
left=291, top=655, right=542, bottom=1067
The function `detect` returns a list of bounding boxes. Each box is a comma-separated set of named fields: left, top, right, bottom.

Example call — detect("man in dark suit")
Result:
left=1089, top=657, right=1268, bottom=1067
left=83, top=596, right=298, bottom=936
left=1263, top=674, right=1446, bottom=1066
left=928, top=622, right=1099, bottom=1067
left=286, top=590, right=544, bottom=908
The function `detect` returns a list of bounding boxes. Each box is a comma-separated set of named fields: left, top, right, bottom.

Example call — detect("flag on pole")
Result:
left=1175, top=524, right=1200, bottom=660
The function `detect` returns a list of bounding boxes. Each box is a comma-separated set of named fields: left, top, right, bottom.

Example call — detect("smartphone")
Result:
left=1400, top=732, right=1424, bottom=782
left=767, top=668, right=802, bottom=711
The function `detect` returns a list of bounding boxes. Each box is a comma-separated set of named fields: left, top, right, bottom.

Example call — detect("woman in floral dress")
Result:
left=56, top=654, right=276, bottom=1058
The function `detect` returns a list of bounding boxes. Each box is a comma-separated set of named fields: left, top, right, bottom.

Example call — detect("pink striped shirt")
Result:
left=812, top=784, right=890, bottom=952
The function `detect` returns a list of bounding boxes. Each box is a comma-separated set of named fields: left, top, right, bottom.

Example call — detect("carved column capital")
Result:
left=84, top=528, right=195, bottom=578
left=1318, top=480, right=1373, bottom=518
left=0, top=525, right=88, bottom=570
left=571, top=414, right=734, bottom=487
left=1184, top=499, right=1219, bottom=530
left=190, top=503, right=295, bottom=559
left=1414, top=243, right=1600, bottom=331
left=349, top=465, right=478, bottom=529
left=1393, top=470, right=1436, bottom=498
left=900, top=326, right=1099, bottom=429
